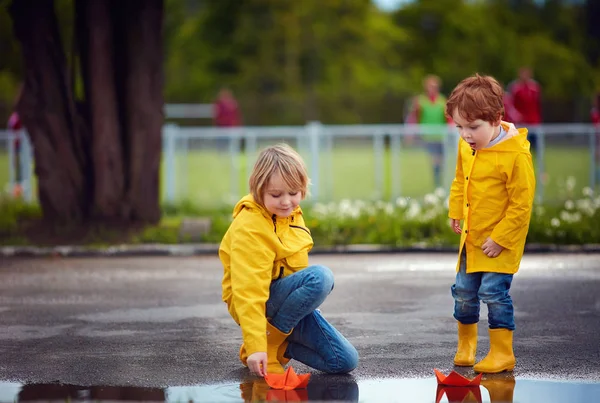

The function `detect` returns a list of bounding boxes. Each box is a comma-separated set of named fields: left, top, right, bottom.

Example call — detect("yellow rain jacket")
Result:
left=448, top=122, right=535, bottom=274
left=219, top=194, right=314, bottom=356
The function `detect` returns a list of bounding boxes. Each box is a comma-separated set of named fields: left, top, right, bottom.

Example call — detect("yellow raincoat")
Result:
left=219, top=194, right=313, bottom=356
left=448, top=122, right=536, bottom=274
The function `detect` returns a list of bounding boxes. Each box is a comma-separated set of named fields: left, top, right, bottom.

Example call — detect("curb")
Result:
left=1, top=243, right=600, bottom=258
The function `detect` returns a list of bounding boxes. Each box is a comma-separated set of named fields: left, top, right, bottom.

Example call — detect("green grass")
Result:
left=1, top=145, right=595, bottom=209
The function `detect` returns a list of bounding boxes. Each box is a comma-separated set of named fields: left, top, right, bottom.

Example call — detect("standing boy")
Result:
left=446, top=74, right=536, bottom=373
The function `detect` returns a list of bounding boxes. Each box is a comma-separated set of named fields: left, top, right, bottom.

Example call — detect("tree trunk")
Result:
left=10, top=0, right=164, bottom=227
left=77, top=0, right=126, bottom=220
left=9, top=0, right=92, bottom=224
left=118, top=0, right=164, bottom=223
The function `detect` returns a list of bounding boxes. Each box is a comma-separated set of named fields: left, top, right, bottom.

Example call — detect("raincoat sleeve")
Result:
left=491, top=153, right=536, bottom=249
left=230, top=223, right=276, bottom=355
left=448, top=140, right=465, bottom=219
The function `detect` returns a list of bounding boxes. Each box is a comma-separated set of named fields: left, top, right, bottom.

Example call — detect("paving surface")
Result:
left=0, top=253, right=599, bottom=401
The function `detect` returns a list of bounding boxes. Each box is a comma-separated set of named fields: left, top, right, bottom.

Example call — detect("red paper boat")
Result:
left=434, top=369, right=482, bottom=387
left=265, top=367, right=311, bottom=391
left=435, top=385, right=482, bottom=403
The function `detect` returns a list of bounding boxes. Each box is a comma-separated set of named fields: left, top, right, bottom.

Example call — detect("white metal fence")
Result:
left=1, top=123, right=598, bottom=206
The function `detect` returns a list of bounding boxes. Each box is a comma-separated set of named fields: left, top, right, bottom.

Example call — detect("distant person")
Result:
left=592, top=93, right=600, bottom=186
left=446, top=74, right=535, bottom=374
left=214, top=88, right=242, bottom=127
left=213, top=88, right=242, bottom=150
left=507, top=67, right=542, bottom=153
left=7, top=110, right=23, bottom=198
left=406, top=74, right=450, bottom=189
left=219, top=144, right=358, bottom=377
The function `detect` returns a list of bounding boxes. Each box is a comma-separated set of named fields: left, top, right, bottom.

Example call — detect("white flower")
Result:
left=560, top=211, right=569, bottom=222
left=551, top=218, right=561, bottom=227
left=405, top=200, right=422, bottom=219
left=564, top=200, right=574, bottom=210
left=566, top=176, right=576, bottom=192
left=582, top=187, right=594, bottom=197
left=384, top=203, right=394, bottom=215
left=576, top=199, right=596, bottom=216
left=434, top=187, right=446, bottom=198
left=424, top=193, right=439, bottom=205
left=395, top=197, right=408, bottom=208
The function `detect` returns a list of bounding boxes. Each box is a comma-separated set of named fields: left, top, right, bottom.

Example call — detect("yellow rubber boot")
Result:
left=265, top=322, right=292, bottom=374
left=454, top=322, right=477, bottom=366
left=474, top=328, right=515, bottom=373
left=481, top=375, right=516, bottom=403
left=239, top=340, right=290, bottom=367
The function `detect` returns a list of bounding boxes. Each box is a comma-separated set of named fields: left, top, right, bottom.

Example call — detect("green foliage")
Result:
left=2, top=0, right=599, bottom=125
left=0, top=195, right=41, bottom=235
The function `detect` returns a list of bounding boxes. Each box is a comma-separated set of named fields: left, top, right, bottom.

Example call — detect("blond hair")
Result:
left=249, top=143, right=310, bottom=207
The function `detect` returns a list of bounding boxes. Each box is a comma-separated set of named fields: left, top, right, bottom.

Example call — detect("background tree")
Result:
left=8, top=0, right=164, bottom=226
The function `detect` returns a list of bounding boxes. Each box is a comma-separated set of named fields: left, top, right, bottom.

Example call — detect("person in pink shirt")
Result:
left=592, top=93, right=600, bottom=186
left=7, top=110, right=23, bottom=197
left=214, top=88, right=242, bottom=128
left=507, top=67, right=542, bottom=153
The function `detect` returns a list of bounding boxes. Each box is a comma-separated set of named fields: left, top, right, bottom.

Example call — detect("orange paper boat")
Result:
left=434, top=369, right=482, bottom=387
left=265, top=367, right=311, bottom=391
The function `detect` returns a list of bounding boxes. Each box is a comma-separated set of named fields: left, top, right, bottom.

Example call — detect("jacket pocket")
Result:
left=285, top=251, right=309, bottom=269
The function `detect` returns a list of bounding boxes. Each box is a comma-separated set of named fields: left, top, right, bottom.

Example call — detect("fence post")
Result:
left=590, top=128, right=597, bottom=192
left=7, top=131, right=15, bottom=193
left=535, top=127, right=545, bottom=203
left=307, top=121, right=321, bottom=202
left=20, top=130, right=33, bottom=202
left=373, top=131, right=385, bottom=200
left=390, top=131, right=402, bottom=201
left=162, top=124, right=177, bottom=204
left=229, top=130, right=242, bottom=203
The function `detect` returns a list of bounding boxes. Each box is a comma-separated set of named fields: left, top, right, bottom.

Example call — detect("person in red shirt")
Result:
left=214, top=88, right=242, bottom=128
left=507, top=67, right=542, bottom=153
left=7, top=110, right=23, bottom=197
left=592, top=93, right=600, bottom=186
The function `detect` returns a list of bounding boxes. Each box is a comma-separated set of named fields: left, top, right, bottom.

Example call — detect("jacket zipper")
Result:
left=272, top=215, right=285, bottom=280
left=290, top=224, right=310, bottom=234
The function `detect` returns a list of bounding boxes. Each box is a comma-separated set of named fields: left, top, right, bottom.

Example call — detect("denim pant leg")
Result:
left=266, top=265, right=335, bottom=333
left=478, top=272, right=515, bottom=330
left=286, top=310, right=359, bottom=374
left=451, top=252, right=482, bottom=324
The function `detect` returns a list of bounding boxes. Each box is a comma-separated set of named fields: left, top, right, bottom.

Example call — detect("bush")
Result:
left=1, top=186, right=599, bottom=247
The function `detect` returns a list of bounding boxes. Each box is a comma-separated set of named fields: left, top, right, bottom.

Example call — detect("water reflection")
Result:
left=0, top=374, right=598, bottom=402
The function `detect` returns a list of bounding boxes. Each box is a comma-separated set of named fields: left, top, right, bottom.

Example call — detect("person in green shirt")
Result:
left=406, top=75, right=450, bottom=189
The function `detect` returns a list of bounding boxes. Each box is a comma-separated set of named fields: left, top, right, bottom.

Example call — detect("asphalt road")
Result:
left=0, top=253, right=599, bottom=400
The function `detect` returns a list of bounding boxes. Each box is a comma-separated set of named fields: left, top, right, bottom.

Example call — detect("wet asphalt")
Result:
left=0, top=253, right=598, bottom=398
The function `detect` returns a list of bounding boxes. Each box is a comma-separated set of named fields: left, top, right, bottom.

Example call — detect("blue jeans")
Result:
left=451, top=252, right=515, bottom=330
left=266, top=265, right=359, bottom=374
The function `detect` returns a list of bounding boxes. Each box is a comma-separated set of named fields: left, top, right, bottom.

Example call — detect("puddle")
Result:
left=1, top=376, right=599, bottom=402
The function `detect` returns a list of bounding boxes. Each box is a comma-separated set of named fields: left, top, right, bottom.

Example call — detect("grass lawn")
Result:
left=0, top=145, right=595, bottom=208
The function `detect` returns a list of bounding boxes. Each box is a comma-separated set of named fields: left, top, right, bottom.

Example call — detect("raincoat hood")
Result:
left=232, top=194, right=302, bottom=221
left=484, top=121, right=530, bottom=153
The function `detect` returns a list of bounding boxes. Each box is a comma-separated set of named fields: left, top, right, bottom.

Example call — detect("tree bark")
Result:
left=118, top=0, right=164, bottom=223
left=9, top=0, right=91, bottom=224
left=10, top=0, right=164, bottom=227
left=77, top=0, right=126, bottom=220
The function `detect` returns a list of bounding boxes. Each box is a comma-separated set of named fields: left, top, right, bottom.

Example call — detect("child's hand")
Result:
left=247, top=352, right=268, bottom=377
left=449, top=218, right=462, bottom=234
left=482, top=237, right=504, bottom=258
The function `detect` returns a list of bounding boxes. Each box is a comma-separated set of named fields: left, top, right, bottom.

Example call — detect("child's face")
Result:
left=263, top=172, right=303, bottom=218
left=452, top=110, right=500, bottom=151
